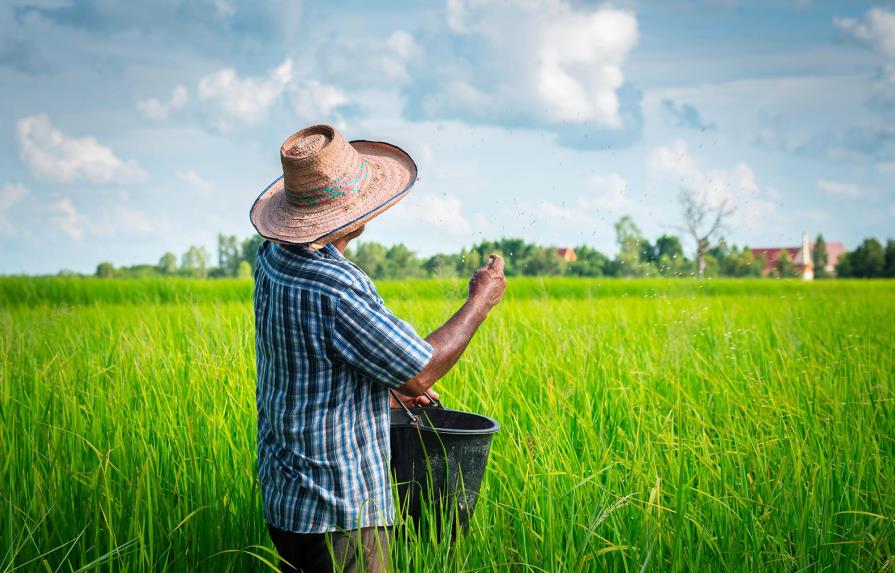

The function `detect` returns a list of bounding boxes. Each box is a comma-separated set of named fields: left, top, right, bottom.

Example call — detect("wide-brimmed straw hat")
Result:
left=250, top=124, right=418, bottom=249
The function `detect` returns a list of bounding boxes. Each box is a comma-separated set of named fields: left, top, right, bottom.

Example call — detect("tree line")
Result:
left=835, top=238, right=895, bottom=278
left=89, top=216, right=895, bottom=280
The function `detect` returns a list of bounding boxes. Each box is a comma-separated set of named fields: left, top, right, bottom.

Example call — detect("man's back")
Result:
left=254, top=241, right=432, bottom=533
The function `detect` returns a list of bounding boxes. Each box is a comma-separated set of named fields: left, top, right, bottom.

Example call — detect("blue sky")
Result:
left=1, top=0, right=893, bottom=274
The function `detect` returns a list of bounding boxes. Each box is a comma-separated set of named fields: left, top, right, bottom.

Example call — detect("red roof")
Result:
left=556, top=247, right=577, bottom=262
left=750, top=240, right=846, bottom=274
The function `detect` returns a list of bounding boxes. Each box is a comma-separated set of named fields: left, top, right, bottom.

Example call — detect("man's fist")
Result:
left=468, top=254, right=506, bottom=310
left=390, top=389, right=439, bottom=409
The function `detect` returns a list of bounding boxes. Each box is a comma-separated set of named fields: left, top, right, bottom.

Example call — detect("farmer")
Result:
left=248, top=124, right=506, bottom=573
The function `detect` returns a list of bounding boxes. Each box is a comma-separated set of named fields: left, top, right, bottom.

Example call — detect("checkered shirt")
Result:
left=253, top=241, right=433, bottom=533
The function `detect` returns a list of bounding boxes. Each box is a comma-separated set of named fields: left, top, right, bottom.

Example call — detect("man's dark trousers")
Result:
left=267, top=524, right=390, bottom=573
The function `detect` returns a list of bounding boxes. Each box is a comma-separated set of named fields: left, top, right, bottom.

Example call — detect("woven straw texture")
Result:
left=250, top=125, right=417, bottom=246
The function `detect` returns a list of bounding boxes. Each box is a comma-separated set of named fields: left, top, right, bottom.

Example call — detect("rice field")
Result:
left=2, top=277, right=894, bottom=572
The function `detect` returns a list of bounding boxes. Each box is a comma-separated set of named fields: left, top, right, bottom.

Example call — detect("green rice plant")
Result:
left=1, top=278, right=893, bottom=571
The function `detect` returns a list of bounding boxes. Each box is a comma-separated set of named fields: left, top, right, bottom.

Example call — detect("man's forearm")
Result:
left=398, top=299, right=490, bottom=396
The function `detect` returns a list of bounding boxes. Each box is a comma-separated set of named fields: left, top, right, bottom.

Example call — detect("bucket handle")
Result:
left=390, top=390, right=422, bottom=426
left=389, top=389, right=444, bottom=427
left=423, top=390, right=444, bottom=409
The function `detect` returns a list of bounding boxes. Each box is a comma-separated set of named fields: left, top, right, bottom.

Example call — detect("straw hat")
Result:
left=250, top=124, right=418, bottom=249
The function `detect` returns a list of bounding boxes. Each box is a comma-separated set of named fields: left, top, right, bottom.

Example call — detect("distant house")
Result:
left=751, top=233, right=845, bottom=279
left=556, top=247, right=577, bottom=262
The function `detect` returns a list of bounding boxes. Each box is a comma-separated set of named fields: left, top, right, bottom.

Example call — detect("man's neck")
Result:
left=331, top=237, right=350, bottom=254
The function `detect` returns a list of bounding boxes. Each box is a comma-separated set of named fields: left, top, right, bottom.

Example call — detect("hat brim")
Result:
left=249, top=140, right=418, bottom=246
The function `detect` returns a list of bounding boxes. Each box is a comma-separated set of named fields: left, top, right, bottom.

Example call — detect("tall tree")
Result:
left=614, top=216, right=651, bottom=276
left=884, top=239, right=895, bottom=278
left=241, top=235, right=265, bottom=270
left=568, top=245, right=610, bottom=277
left=424, top=254, right=461, bottom=278
left=678, top=188, right=733, bottom=278
left=181, top=245, right=209, bottom=278
left=96, top=262, right=115, bottom=278
left=842, top=238, right=885, bottom=278
left=349, top=241, right=389, bottom=278
left=655, top=234, right=684, bottom=260
left=157, top=252, right=178, bottom=275
left=524, top=247, right=566, bottom=276
left=813, top=234, right=829, bottom=278
left=384, top=244, right=423, bottom=278
left=217, top=234, right=240, bottom=277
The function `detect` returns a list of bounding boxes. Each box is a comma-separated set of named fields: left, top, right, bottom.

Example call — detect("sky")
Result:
left=1, top=0, right=894, bottom=274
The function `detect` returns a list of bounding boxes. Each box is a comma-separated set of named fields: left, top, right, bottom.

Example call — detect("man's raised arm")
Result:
left=399, top=255, right=506, bottom=397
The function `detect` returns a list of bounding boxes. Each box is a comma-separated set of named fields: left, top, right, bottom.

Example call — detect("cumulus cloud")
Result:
left=292, top=80, right=350, bottom=123
left=650, top=140, right=781, bottom=229
left=382, top=31, right=419, bottom=83
left=17, top=114, right=147, bottom=184
left=196, top=58, right=350, bottom=127
left=390, top=193, right=474, bottom=235
left=138, top=85, right=189, bottom=120
left=198, top=58, right=294, bottom=124
left=411, top=0, right=639, bottom=136
left=48, top=197, right=85, bottom=240
left=835, top=8, right=895, bottom=84
left=0, top=183, right=29, bottom=233
left=177, top=170, right=213, bottom=195
left=817, top=178, right=862, bottom=198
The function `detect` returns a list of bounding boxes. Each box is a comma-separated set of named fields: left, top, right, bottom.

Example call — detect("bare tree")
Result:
left=678, top=188, right=734, bottom=278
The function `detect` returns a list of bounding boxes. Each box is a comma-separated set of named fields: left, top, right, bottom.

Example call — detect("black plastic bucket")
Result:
left=389, top=401, right=500, bottom=532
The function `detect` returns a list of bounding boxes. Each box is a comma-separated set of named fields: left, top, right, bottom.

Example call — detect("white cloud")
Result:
left=388, top=30, right=416, bottom=61
left=0, top=183, right=29, bottom=233
left=138, top=85, right=189, bottom=120
left=835, top=8, right=895, bottom=84
left=17, top=115, right=147, bottom=184
left=177, top=170, right=213, bottom=195
left=48, top=197, right=85, bottom=240
left=198, top=58, right=294, bottom=124
left=196, top=58, right=350, bottom=127
left=292, top=80, right=350, bottom=123
left=381, top=30, right=419, bottom=82
left=446, top=0, right=468, bottom=33
left=878, top=161, right=895, bottom=175
left=649, top=140, right=781, bottom=230
left=390, top=193, right=474, bottom=235
left=817, top=178, right=862, bottom=198
left=425, top=0, right=638, bottom=128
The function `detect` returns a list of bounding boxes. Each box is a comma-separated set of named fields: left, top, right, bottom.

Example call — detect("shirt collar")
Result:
left=280, top=242, right=345, bottom=262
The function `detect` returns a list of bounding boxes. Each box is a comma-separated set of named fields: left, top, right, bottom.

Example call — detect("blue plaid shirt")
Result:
left=253, top=241, right=433, bottom=533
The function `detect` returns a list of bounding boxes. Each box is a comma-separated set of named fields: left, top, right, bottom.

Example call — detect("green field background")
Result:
left=2, top=278, right=894, bottom=571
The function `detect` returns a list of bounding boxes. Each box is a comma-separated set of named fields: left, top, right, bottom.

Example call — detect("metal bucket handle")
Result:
left=389, top=389, right=443, bottom=427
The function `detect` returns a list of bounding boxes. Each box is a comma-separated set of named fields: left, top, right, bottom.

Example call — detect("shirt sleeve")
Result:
left=332, top=285, right=433, bottom=389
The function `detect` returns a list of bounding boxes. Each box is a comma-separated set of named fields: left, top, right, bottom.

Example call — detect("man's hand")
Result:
left=389, top=388, right=439, bottom=409
left=468, top=254, right=507, bottom=310
left=397, top=254, right=507, bottom=398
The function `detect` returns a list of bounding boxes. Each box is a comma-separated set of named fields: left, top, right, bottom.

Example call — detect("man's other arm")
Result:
left=398, top=255, right=506, bottom=398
